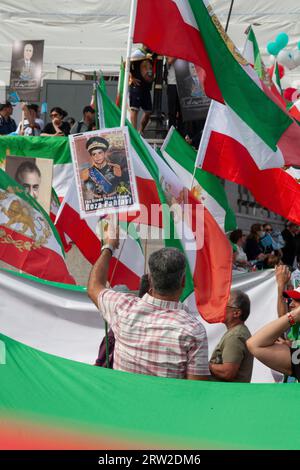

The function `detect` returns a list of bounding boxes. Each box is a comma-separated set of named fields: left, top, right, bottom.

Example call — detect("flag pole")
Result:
left=120, top=0, right=138, bottom=127
left=225, top=0, right=235, bottom=33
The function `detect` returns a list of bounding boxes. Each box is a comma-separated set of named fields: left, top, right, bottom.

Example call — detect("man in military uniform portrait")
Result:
left=81, top=136, right=123, bottom=198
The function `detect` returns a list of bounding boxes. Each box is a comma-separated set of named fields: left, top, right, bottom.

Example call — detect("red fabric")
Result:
left=187, top=193, right=232, bottom=324
left=202, top=131, right=300, bottom=225
left=133, top=0, right=223, bottom=102
left=0, top=226, right=75, bottom=284
left=55, top=203, right=140, bottom=290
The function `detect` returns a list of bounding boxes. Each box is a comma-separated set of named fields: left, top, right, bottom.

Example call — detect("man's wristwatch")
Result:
left=101, top=244, right=115, bottom=256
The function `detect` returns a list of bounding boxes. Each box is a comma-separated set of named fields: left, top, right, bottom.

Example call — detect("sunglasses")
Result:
left=50, top=113, right=59, bottom=118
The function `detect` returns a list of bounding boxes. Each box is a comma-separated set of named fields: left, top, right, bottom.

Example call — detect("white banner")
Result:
left=0, top=268, right=278, bottom=382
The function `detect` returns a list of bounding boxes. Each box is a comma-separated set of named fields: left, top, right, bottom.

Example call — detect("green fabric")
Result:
left=1, top=332, right=300, bottom=449
left=163, top=128, right=237, bottom=232
left=189, top=0, right=292, bottom=150
left=98, top=85, right=194, bottom=302
left=0, top=135, right=71, bottom=165
left=247, top=27, right=264, bottom=79
left=210, top=325, right=253, bottom=383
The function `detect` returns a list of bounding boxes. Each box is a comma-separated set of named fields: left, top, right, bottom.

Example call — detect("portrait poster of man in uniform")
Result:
left=174, top=59, right=211, bottom=122
left=70, top=128, right=139, bottom=218
left=5, top=155, right=53, bottom=214
left=9, top=40, right=44, bottom=102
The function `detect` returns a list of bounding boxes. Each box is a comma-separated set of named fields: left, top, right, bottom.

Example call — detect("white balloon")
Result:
left=293, top=50, right=300, bottom=67
left=278, top=50, right=297, bottom=70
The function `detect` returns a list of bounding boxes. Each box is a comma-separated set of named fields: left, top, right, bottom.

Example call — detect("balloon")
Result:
left=294, top=50, right=300, bottom=66
left=298, top=41, right=300, bottom=50
left=267, top=41, right=280, bottom=56
left=275, top=32, right=289, bottom=50
left=268, top=63, right=285, bottom=79
left=278, top=50, right=297, bottom=70
left=284, top=87, right=297, bottom=102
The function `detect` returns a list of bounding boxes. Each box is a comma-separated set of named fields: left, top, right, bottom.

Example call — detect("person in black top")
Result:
left=129, top=47, right=155, bottom=135
left=0, top=102, right=17, bottom=135
left=247, top=286, right=300, bottom=382
left=281, top=222, right=298, bottom=268
left=244, top=224, right=268, bottom=267
left=41, top=107, right=70, bottom=136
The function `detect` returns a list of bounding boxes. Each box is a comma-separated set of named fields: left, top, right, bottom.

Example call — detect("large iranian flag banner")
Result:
left=133, top=0, right=300, bottom=168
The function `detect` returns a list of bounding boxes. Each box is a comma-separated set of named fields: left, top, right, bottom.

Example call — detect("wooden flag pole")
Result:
left=225, top=0, right=235, bottom=33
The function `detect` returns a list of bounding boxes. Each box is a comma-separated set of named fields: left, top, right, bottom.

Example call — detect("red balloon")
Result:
left=268, top=63, right=285, bottom=79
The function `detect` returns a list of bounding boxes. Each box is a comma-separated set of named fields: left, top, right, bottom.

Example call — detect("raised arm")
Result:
left=247, top=307, right=300, bottom=376
left=275, top=265, right=290, bottom=318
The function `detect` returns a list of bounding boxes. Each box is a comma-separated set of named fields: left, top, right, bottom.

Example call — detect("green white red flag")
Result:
left=133, top=0, right=300, bottom=168
left=196, top=100, right=300, bottom=225
left=161, top=126, right=236, bottom=233
left=0, top=169, right=75, bottom=284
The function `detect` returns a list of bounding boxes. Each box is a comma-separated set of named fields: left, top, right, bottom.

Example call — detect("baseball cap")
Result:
left=283, top=286, right=300, bottom=300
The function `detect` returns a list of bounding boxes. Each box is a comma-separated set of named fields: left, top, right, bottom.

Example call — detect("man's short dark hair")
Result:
left=231, top=290, right=250, bottom=322
left=229, top=229, right=243, bottom=244
left=148, top=248, right=186, bottom=295
left=15, top=161, right=41, bottom=183
left=0, top=101, right=12, bottom=111
left=83, top=105, right=95, bottom=115
left=28, top=104, right=39, bottom=113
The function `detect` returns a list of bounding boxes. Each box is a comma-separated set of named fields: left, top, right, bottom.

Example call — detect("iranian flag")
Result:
left=161, top=126, right=236, bottom=233
left=0, top=169, right=75, bottom=284
left=55, top=181, right=145, bottom=291
left=243, top=26, right=286, bottom=107
left=196, top=100, right=300, bottom=225
left=133, top=0, right=300, bottom=168
left=98, top=84, right=232, bottom=323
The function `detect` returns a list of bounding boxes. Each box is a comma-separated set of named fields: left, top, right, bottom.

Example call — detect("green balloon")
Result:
left=276, top=32, right=289, bottom=50
left=267, top=42, right=279, bottom=56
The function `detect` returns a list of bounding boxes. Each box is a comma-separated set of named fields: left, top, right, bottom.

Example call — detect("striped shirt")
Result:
left=98, top=289, right=209, bottom=379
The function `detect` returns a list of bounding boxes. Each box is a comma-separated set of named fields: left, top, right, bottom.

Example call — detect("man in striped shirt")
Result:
left=88, top=232, right=210, bottom=380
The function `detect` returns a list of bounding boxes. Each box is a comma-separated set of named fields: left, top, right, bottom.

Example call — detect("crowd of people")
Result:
left=0, top=101, right=96, bottom=137
left=229, top=221, right=300, bottom=273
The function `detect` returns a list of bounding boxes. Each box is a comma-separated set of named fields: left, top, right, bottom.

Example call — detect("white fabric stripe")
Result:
left=143, top=139, right=197, bottom=274
left=243, top=38, right=255, bottom=66
left=53, top=163, right=74, bottom=199
left=197, top=100, right=285, bottom=170
left=171, top=0, right=198, bottom=29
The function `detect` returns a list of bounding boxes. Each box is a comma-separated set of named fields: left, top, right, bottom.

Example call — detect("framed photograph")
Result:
left=9, top=40, right=44, bottom=102
left=70, top=127, right=139, bottom=218
left=5, top=156, right=53, bottom=214
left=174, top=59, right=211, bottom=122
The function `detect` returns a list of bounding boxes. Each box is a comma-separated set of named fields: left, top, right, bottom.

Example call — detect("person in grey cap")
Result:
left=81, top=136, right=122, bottom=197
